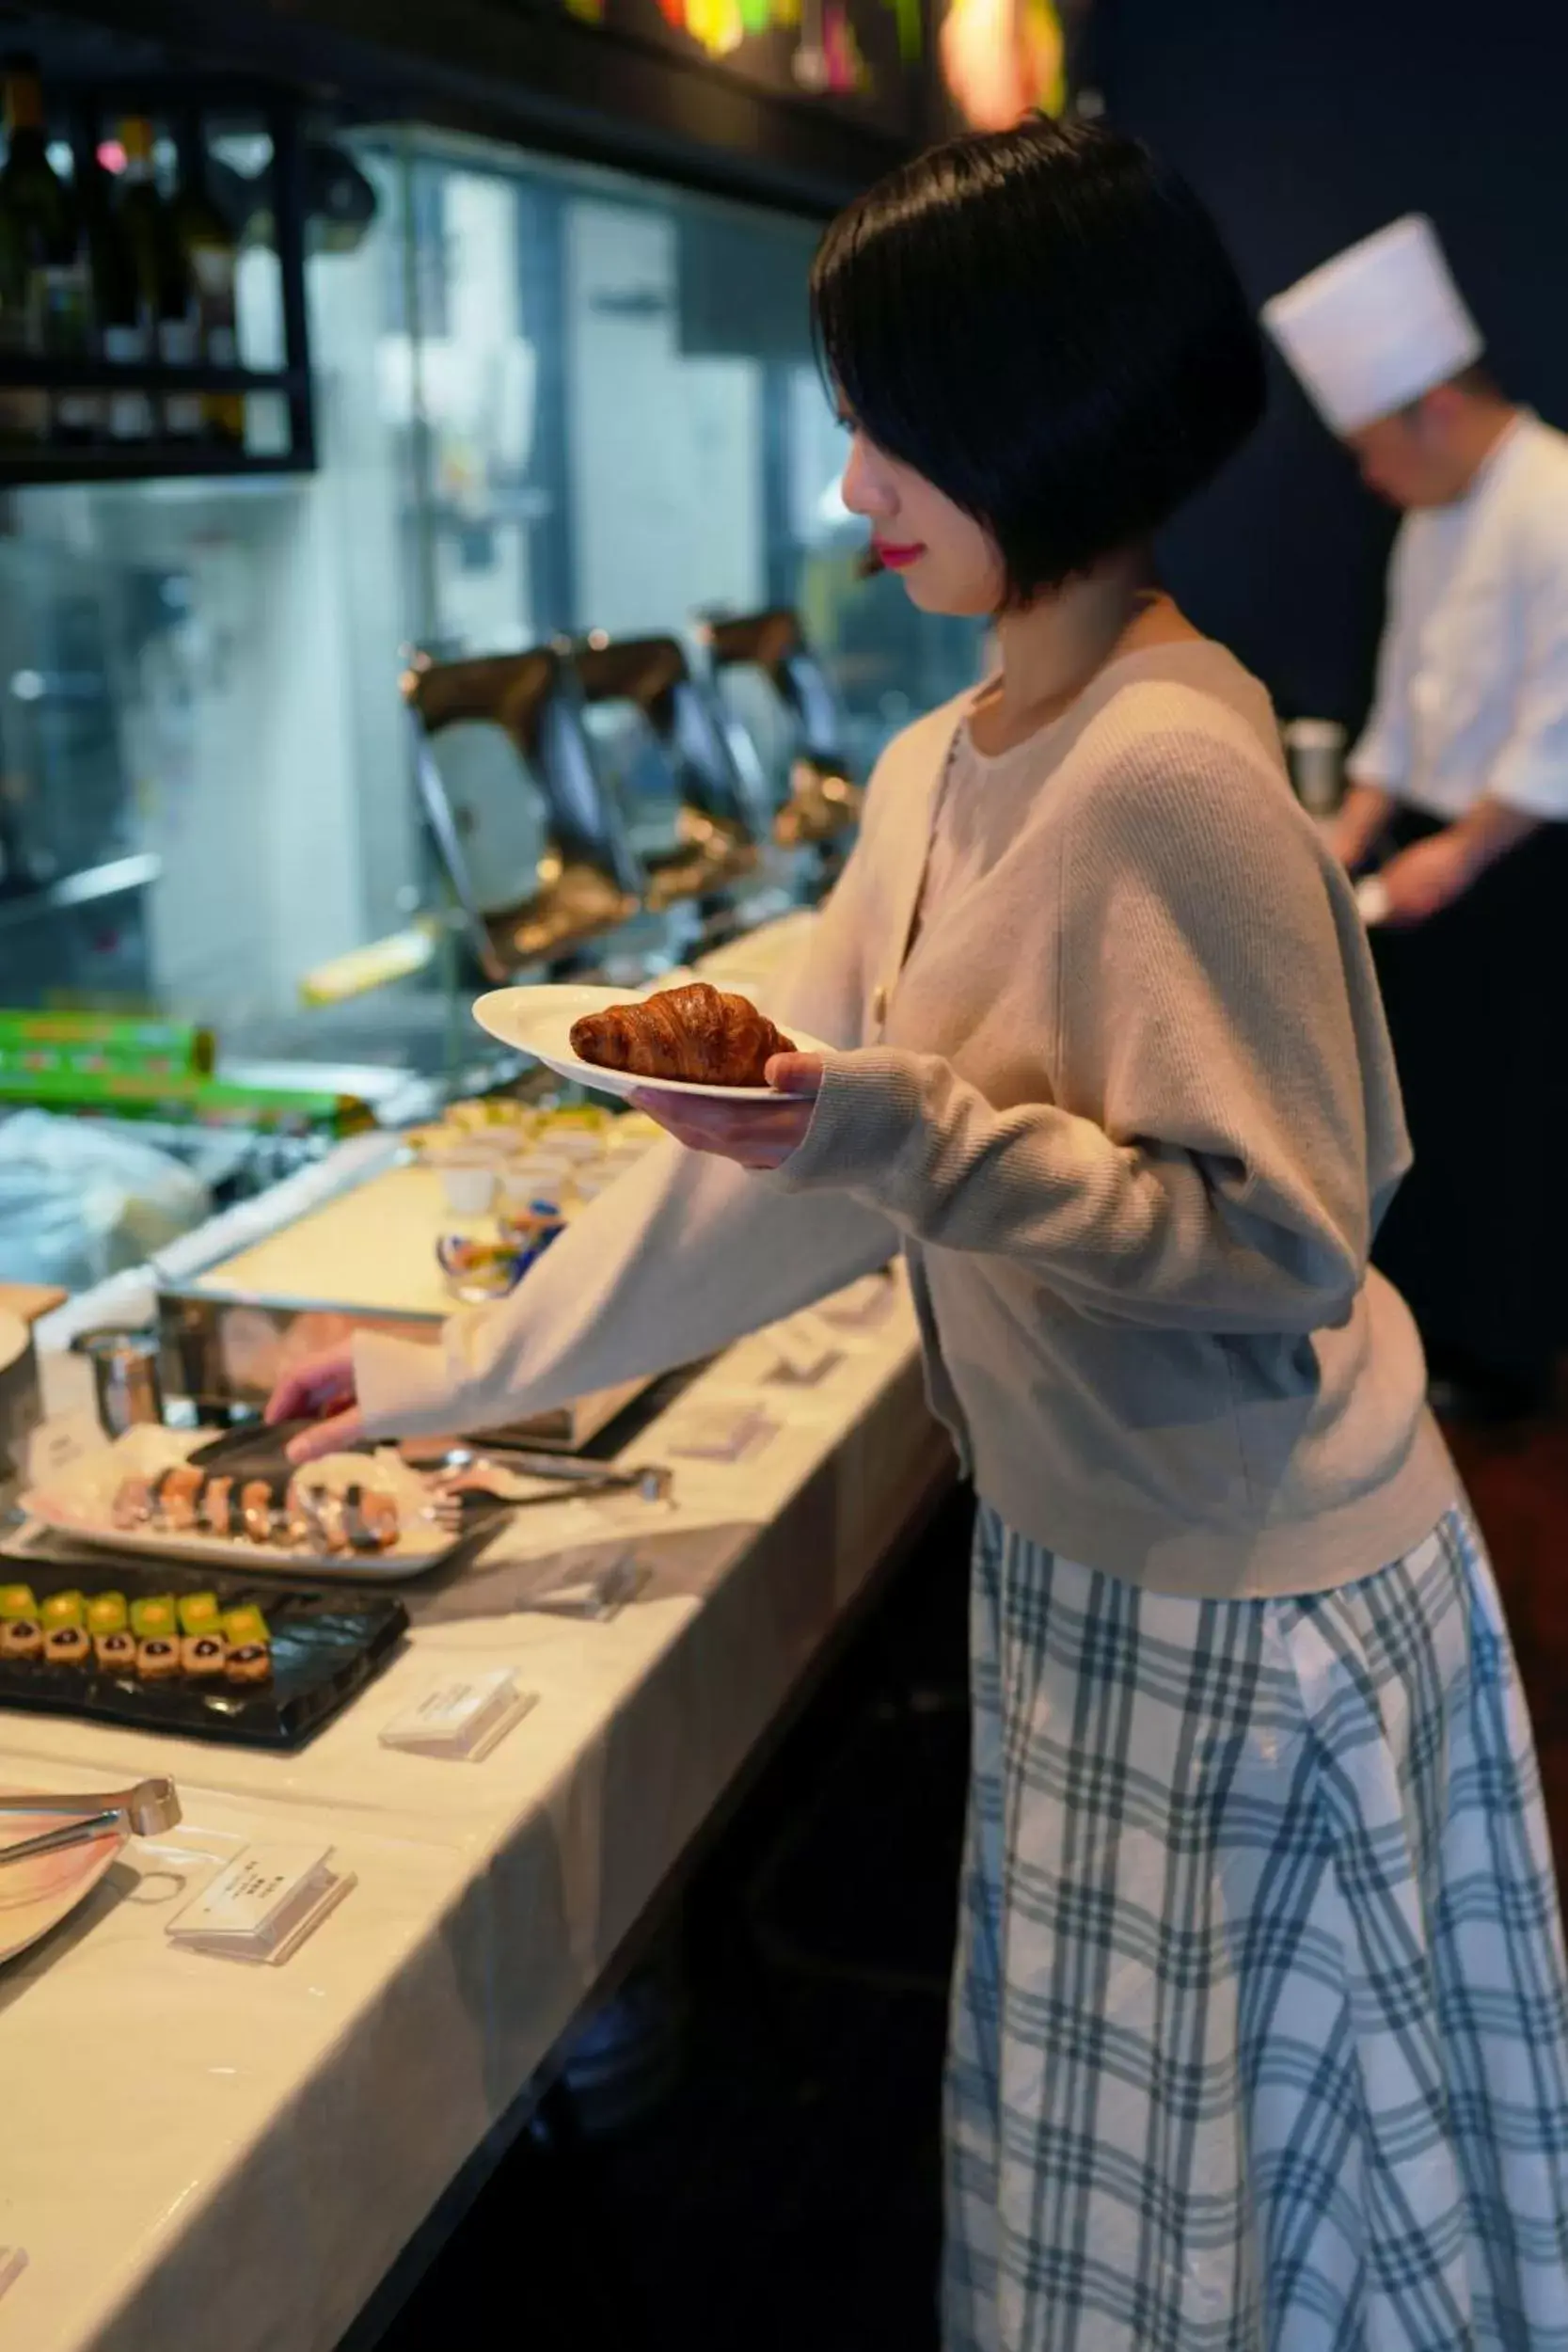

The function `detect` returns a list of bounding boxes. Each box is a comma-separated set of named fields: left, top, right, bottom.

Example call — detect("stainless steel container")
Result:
left=1283, top=718, right=1348, bottom=817
left=71, top=1328, right=164, bottom=1437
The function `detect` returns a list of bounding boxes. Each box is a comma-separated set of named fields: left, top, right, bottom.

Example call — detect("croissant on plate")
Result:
left=570, top=982, right=796, bottom=1088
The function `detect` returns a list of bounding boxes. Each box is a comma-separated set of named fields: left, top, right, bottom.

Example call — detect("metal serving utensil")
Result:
left=421, top=1457, right=673, bottom=1533
left=407, top=1441, right=670, bottom=1489
left=0, top=1777, right=181, bottom=1869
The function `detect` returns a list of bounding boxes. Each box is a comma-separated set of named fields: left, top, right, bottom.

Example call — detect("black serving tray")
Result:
left=0, top=1553, right=407, bottom=1752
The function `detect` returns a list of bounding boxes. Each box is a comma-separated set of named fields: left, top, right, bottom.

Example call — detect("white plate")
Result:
left=473, top=984, right=828, bottom=1104
left=20, top=1424, right=473, bottom=1584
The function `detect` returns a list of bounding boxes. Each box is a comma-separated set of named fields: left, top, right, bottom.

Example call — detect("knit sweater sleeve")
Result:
left=353, top=824, right=896, bottom=1441
left=774, top=726, right=1377, bottom=1336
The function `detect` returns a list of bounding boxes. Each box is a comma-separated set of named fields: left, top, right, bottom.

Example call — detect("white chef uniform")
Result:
left=1354, top=412, right=1568, bottom=823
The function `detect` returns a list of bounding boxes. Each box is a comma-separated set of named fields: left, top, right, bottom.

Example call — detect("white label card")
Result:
left=381, top=1670, right=535, bottom=1759
left=766, top=1314, right=842, bottom=1386
left=168, top=1844, right=354, bottom=1964
left=665, top=1402, right=778, bottom=1463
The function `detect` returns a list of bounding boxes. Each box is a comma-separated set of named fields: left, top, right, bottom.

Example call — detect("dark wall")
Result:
left=1099, top=0, right=1568, bottom=730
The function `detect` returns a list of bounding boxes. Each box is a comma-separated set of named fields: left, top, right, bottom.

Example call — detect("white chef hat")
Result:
left=1262, top=215, right=1483, bottom=435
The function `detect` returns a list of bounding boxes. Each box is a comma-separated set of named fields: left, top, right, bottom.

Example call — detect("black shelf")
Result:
left=0, top=77, right=316, bottom=487
left=0, top=356, right=306, bottom=395
left=0, top=448, right=309, bottom=487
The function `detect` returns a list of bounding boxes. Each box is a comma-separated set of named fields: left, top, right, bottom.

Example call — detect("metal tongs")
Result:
left=0, top=1777, right=181, bottom=1867
left=407, top=1443, right=673, bottom=1523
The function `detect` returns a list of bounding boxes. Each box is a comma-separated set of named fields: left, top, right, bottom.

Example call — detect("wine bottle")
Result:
left=74, top=124, right=150, bottom=443
left=117, top=114, right=200, bottom=441
left=0, top=56, right=92, bottom=448
left=170, top=116, right=243, bottom=449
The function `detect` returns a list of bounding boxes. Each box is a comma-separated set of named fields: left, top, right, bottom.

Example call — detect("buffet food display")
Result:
left=0, top=1554, right=406, bottom=1747
left=19, top=1421, right=502, bottom=1581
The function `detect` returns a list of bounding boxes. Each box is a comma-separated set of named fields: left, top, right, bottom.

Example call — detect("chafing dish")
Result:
left=404, top=643, right=642, bottom=983
left=698, top=609, right=863, bottom=857
left=573, top=633, right=764, bottom=916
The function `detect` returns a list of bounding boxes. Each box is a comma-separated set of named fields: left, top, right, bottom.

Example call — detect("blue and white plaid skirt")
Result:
left=946, top=1503, right=1568, bottom=2351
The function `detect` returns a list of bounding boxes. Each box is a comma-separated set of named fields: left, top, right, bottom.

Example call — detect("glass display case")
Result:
left=0, top=121, right=983, bottom=1066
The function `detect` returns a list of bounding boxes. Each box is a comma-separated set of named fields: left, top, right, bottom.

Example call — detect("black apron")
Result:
left=1370, top=806, right=1568, bottom=1388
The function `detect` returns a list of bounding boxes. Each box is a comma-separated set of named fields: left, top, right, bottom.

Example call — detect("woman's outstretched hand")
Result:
left=630, top=1052, right=824, bottom=1168
left=264, top=1342, right=365, bottom=1463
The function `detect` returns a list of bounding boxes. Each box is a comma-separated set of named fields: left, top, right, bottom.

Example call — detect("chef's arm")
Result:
left=1439, top=794, right=1542, bottom=879
left=1329, top=779, right=1396, bottom=871
left=1375, top=793, right=1543, bottom=925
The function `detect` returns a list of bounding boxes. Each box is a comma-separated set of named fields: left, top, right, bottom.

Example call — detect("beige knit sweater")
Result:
left=356, top=639, right=1456, bottom=1597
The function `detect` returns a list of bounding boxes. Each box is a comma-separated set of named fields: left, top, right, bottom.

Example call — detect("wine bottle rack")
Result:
left=0, top=87, right=315, bottom=488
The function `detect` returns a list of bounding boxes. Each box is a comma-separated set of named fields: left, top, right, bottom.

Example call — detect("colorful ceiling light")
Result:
left=940, top=0, right=1066, bottom=129
left=566, top=0, right=923, bottom=80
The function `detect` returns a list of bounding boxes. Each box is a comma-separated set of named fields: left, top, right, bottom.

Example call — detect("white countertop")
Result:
left=0, top=1269, right=945, bottom=2352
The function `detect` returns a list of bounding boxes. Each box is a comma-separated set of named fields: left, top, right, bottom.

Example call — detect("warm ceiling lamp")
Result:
left=940, top=0, right=1066, bottom=130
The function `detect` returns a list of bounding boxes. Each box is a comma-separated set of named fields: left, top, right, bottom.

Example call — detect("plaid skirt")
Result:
left=945, top=1504, right=1568, bottom=2352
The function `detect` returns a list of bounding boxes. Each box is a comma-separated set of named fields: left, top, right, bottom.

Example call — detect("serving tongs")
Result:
left=0, top=1776, right=181, bottom=1868
left=416, top=1448, right=673, bottom=1534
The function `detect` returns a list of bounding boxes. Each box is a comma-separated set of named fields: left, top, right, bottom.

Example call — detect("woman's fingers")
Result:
left=285, top=1406, right=366, bottom=1465
left=264, top=1345, right=356, bottom=1426
left=628, top=1086, right=814, bottom=1168
left=765, top=1052, right=825, bottom=1096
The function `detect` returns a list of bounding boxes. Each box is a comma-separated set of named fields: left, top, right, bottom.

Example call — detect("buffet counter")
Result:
left=0, top=1233, right=949, bottom=2351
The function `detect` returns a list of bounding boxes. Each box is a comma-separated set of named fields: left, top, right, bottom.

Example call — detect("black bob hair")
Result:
left=811, top=116, right=1266, bottom=606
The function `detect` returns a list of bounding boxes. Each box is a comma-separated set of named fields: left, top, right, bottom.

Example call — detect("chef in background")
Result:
left=1266, top=216, right=1568, bottom=1423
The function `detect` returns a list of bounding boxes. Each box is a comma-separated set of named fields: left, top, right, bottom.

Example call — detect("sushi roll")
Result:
left=240, top=1480, right=274, bottom=1544
left=136, top=1636, right=181, bottom=1680
left=0, top=1581, right=38, bottom=1622
left=42, top=1624, right=91, bottom=1666
left=282, top=1476, right=315, bottom=1549
left=0, top=1616, right=41, bottom=1661
left=359, top=1489, right=400, bottom=1550
left=225, top=1642, right=272, bottom=1685
left=181, top=1633, right=228, bottom=1679
left=93, top=1629, right=138, bottom=1674
left=289, top=1479, right=327, bottom=1551
left=130, top=1593, right=178, bottom=1641
left=220, top=1603, right=270, bottom=1649
left=201, top=1476, right=234, bottom=1538
left=343, top=1484, right=399, bottom=1552
left=177, top=1591, right=221, bottom=1637
left=316, top=1490, right=350, bottom=1553
left=158, top=1463, right=204, bottom=1532
left=40, top=1590, right=86, bottom=1635
left=111, top=1473, right=155, bottom=1530
left=86, top=1591, right=129, bottom=1637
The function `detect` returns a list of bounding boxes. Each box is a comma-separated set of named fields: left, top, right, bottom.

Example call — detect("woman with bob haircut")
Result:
left=275, top=119, right=1568, bottom=2349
